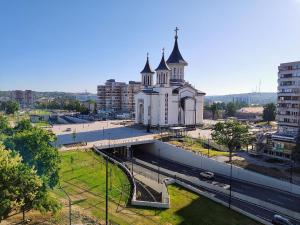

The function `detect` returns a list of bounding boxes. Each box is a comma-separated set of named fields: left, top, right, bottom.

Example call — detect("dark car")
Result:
left=272, top=215, right=293, bottom=225
left=199, top=171, right=214, bottom=179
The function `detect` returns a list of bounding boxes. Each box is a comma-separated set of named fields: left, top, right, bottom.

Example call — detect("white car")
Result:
left=199, top=171, right=214, bottom=179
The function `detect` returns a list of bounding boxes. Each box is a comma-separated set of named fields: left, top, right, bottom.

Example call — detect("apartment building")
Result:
left=97, top=79, right=141, bottom=113
left=10, top=90, right=35, bottom=107
left=268, top=61, right=300, bottom=159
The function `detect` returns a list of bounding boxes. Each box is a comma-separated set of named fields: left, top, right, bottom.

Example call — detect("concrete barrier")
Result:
left=65, top=116, right=89, bottom=123
left=143, top=141, right=300, bottom=195
left=232, top=192, right=300, bottom=220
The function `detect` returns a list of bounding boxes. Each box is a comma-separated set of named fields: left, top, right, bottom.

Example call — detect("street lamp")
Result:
left=229, top=148, right=233, bottom=209
left=157, top=148, right=161, bottom=183
left=105, top=155, right=109, bottom=225
left=290, top=151, right=294, bottom=184
left=59, top=182, right=71, bottom=225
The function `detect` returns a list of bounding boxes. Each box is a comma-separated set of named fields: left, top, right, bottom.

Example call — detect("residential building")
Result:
left=135, top=28, right=205, bottom=127
left=10, top=90, right=35, bottom=107
left=24, top=90, right=35, bottom=106
left=121, top=81, right=141, bottom=112
left=236, top=107, right=263, bottom=121
left=268, top=61, right=300, bottom=159
left=97, top=79, right=141, bottom=113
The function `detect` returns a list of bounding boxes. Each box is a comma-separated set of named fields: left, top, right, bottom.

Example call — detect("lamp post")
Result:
left=131, top=147, right=134, bottom=178
left=105, top=156, right=109, bottom=225
left=157, top=148, right=161, bottom=183
left=290, top=151, right=294, bottom=184
left=208, top=138, right=210, bottom=158
left=229, top=148, right=233, bottom=209
left=59, top=183, right=71, bottom=225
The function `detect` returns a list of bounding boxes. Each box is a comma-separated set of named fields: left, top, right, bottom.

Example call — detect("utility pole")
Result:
left=229, top=148, right=233, bottom=209
left=208, top=138, right=210, bottom=158
left=105, top=156, right=108, bottom=225
left=59, top=183, right=71, bottom=225
left=157, top=148, right=160, bottom=183
left=131, top=148, right=134, bottom=178
left=290, top=151, right=294, bottom=184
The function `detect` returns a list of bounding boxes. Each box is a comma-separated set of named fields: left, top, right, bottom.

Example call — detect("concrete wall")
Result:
left=64, top=116, right=89, bottom=123
left=144, top=141, right=300, bottom=195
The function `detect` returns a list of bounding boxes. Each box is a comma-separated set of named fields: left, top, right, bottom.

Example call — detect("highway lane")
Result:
left=128, top=151, right=300, bottom=224
left=126, top=157, right=298, bottom=224
left=133, top=151, right=300, bottom=213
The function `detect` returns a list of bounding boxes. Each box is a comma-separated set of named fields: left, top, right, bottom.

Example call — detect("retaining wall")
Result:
left=65, top=116, right=89, bottom=123
left=143, top=141, right=300, bottom=195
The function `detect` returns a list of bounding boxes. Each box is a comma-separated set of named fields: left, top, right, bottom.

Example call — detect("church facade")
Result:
left=134, top=28, right=205, bottom=127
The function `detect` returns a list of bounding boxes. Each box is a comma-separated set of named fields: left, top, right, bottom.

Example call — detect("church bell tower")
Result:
left=140, top=53, right=154, bottom=88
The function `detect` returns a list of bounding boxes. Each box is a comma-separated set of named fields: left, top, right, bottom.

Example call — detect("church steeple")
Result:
left=141, top=53, right=154, bottom=74
left=140, top=53, right=154, bottom=88
left=155, top=49, right=171, bottom=71
left=167, top=27, right=187, bottom=65
left=156, top=49, right=171, bottom=86
left=167, top=27, right=187, bottom=84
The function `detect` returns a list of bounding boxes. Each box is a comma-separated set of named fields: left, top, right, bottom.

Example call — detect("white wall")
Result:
left=144, top=141, right=300, bottom=195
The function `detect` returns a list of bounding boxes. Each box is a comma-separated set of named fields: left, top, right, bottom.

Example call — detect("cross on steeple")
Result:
left=146, top=52, right=149, bottom=59
left=175, top=27, right=179, bottom=39
left=162, top=48, right=165, bottom=56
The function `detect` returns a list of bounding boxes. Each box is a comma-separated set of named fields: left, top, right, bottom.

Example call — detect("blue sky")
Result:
left=0, top=0, right=300, bottom=95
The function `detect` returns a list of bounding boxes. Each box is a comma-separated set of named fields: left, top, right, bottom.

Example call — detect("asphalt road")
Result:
left=130, top=151, right=300, bottom=224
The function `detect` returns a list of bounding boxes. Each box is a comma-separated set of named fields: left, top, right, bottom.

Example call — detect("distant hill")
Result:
left=205, top=92, right=276, bottom=105
left=0, top=90, right=96, bottom=100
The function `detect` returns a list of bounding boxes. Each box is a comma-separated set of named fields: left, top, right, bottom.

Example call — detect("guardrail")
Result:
left=94, top=138, right=155, bottom=150
left=93, top=145, right=169, bottom=209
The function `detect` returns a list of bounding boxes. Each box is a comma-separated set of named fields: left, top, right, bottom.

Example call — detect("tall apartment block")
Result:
left=270, top=61, right=300, bottom=159
left=10, top=90, right=35, bottom=107
left=97, top=79, right=141, bottom=113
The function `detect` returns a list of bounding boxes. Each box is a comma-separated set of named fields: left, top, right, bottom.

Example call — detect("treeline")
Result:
left=0, top=116, right=61, bottom=221
left=35, top=98, right=96, bottom=114
left=205, top=101, right=249, bottom=119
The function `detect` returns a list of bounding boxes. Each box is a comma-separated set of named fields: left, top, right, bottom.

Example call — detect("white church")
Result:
left=135, top=28, right=205, bottom=127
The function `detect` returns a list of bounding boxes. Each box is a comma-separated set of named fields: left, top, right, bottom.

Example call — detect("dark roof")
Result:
left=142, top=89, right=159, bottom=94
left=155, top=53, right=171, bottom=71
left=166, top=36, right=187, bottom=64
left=140, top=56, right=155, bottom=74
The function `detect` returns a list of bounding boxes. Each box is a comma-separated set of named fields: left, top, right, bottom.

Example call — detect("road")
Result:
left=130, top=151, right=300, bottom=224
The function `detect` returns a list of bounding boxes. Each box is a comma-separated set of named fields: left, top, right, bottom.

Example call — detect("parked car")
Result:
left=199, top=171, right=214, bottom=179
left=272, top=215, right=293, bottom=225
left=65, top=128, right=72, bottom=132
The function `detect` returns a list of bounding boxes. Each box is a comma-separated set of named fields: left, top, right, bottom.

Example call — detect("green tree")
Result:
left=225, top=102, right=237, bottom=117
left=3, top=101, right=19, bottom=115
left=212, top=120, right=250, bottom=207
left=0, top=144, right=60, bottom=221
left=209, top=103, right=219, bottom=120
left=72, top=130, right=77, bottom=143
left=14, top=119, right=33, bottom=132
left=0, top=115, right=9, bottom=132
left=10, top=127, right=60, bottom=188
left=93, top=102, right=97, bottom=114
left=212, top=120, right=250, bottom=153
left=262, top=103, right=276, bottom=125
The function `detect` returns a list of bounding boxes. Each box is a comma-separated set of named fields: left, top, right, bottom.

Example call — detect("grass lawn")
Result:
left=29, top=109, right=51, bottom=115
left=50, top=150, right=259, bottom=225
left=169, top=138, right=230, bottom=157
left=33, top=121, right=51, bottom=127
